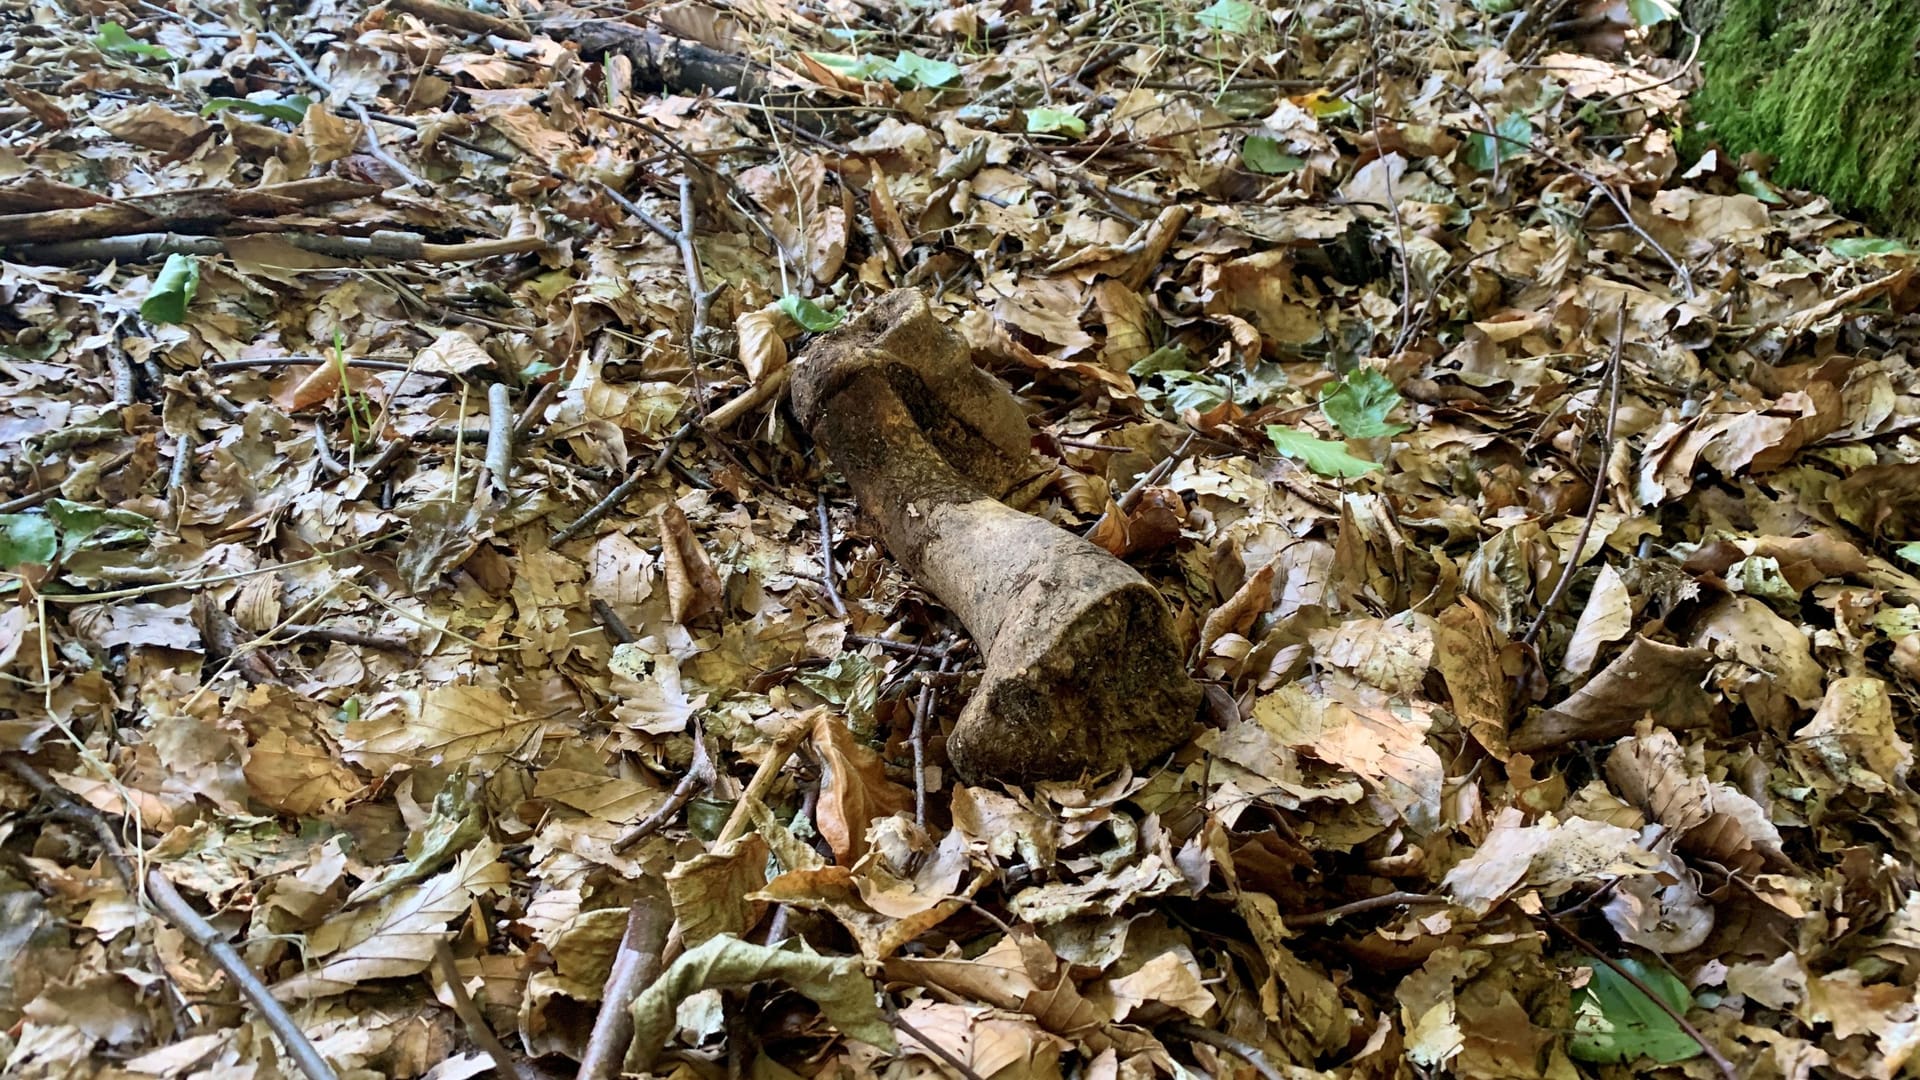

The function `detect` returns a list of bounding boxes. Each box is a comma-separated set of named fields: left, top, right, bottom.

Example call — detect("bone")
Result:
left=791, top=289, right=1199, bottom=784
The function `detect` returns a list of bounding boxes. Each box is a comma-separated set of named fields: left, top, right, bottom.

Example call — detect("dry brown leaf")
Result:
left=812, top=711, right=912, bottom=866
left=658, top=502, right=722, bottom=624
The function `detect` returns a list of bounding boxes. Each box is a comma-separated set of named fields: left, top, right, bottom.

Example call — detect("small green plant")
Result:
left=331, top=331, right=376, bottom=449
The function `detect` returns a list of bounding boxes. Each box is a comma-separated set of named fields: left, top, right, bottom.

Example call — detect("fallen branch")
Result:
left=384, top=0, right=530, bottom=40
left=483, top=383, right=514, bottom=498
left=550, top=422, right=696, bottom=545
left=578, top=889, right=674, bottom=1080
left=1, top=756, right=340, bottom=1080
left=613, top=733, right=715, bottom=852
left=6, top=230, right=547, bottom=266
left=0, top=179, right=381, bottom=246
left=1164, top=1021, right=1281, bottom=1080
left=432, top=942, right=528, bottom=1080
left=791, top=290, right=1199, bottom=784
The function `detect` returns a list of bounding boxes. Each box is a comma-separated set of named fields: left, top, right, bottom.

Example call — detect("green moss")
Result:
left=1691, top=0, right=1920, bottom=236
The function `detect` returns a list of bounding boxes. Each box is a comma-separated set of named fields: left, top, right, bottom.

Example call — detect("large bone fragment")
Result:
left=792, top=289, right=1199, bottom=784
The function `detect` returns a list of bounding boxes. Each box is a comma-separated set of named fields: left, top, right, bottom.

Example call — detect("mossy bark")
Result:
left=1688, top=0, right=1920, bottom=236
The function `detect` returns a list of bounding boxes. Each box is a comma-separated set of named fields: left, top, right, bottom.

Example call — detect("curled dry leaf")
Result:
left=657, top=502, right=722, bottom=624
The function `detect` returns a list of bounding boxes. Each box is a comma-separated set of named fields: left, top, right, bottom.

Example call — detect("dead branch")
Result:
left=577, top=889, right=673, bottom=1080
left=384, top=0, right=531, bottom=40
left=1, top=756, right=340, bottom=1080
left=432, top=942, right=528, bottom=1080
left=0, top=179, right=381, bottom=246
left=7, top=230, right=547, bottom=266
left=791, top=290, right=1199, bottom=784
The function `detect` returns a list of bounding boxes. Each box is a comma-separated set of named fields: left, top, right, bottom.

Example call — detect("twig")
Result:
left=165, top=435, right=192, bottom=527
left=578, top=890, right=674, bottom=1080
left=312, top=422, right=346, bottom=477
left=910, top=651, right=953, bottom=828
left=700, top=366, right=790, bottom=430
left=1521, top=299, right=1625, bottom=647
left=712, top=719, right=812, bottom=847
left=816, top=491, right=847, bottom=618
left=1536, top=911, right=1740, bottom=1080
left=892, top=1009, right=987, bottom=1080
left=594, top=179, right=681, bottom=243
left=1165, top=1021, right=1282, bottom=1080
left=847, top=634, right=952, bottom=659
left=592, top=599, right=636, bottom=644
left=361, top=435, right=412, bottom=483
left=513, top=380, right=556, bottom=441
left=676, top=176, right=720, bottom=405
left=1084, top=431, right=1196, bottom=538
left=483, top=382, right=514, bottom=497
left=279, top=623, right=415, bottom=651
left=1, top=756, right=340, bottom=1080
left=348, top=104, right=431, bottom=194
left=432, top=942, right=526, bottom=1080
left=551, top=421, right=695, bottom=545
left=1283, top=891, right=1446, bottom=928
left=383, top=0, right=531, bottom=40
left=207, top=356, right=435, bottom=375
left=613, top=733, right=716, bottom=852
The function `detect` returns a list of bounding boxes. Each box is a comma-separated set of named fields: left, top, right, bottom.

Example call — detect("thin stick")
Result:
left=513, top=380, right=556, bottom=441
left=1283, top=891, right=1445, bottom=928
left=677, top=176, right=719, bottom=408
left=206, top=357, right=437, bottom=375
left=278, top=623, right=415, bottom=651
left=816, top=491, right=847, bottom=617
left=578, top=891, right=674, bottom=1080
left=595, top=179, right=680, bottom=244
left=1085, top=431, right=1196, bottom=538
left=892, top=1009, right=986, bottom=1080
left=551, top=421, right=695, bottom=545
left=2, top=756, right=340, bottom=1080
left=312, top=422, right=346, bottom=477
left=713, top=718, right=813, bottom=848
left=613, top=734, right=716, bottom=852
left=1164, top=1021, right=1282, bottom=1080
left=42, top=532, right=396, bottom=604
left=701, top=366, right=790, bottom=430
left=592, top=599, right=636, bottom=644
left=483, top=382, right=513, bottom=496
left=847, top=634, right=951, bottom=659
left=348, top=104, right=431, bottom=194
left=1521, top=299, right=1625, bottom=647
left=910, top=652, right=952, bottom=828
left=165, top=435, right=191, bottom=528
left=1537, top=911, right=1740, bottom=1080
left=432, top=942, right=526, bottom=1080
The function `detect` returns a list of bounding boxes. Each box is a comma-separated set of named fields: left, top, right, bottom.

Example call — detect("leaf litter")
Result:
left=0, top=0, right=1917, bottom=1077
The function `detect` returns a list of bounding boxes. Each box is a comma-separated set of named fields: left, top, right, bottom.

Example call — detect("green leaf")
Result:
left=1873, top=604, right=1920, bottom=639
left=1242, top=135, right=1306, bottom=175
left=1195, top=0, right=1260, bottom=36
left=1265, top=427, right=1380, bottom=478
left=1829, top=237, right=1917, bottom=258
left=0, top=514, right=57, bottom=570
left=887, top=51, right=961, bottom=88
left=1570, top=957, right=1702, bottom=1064
left=94, top=21, right=173, bottom=59
left=1319, top=367, right=1410, bottom=439
left=140, top=253, right=200, bottom=325
left=626, top=935, right=895, bottom=1072
left=201, top=94, right=313, bottom=124
left=1026, top=107, right=1087, bottom=138
left=1464, top=113, right=1534, bottom=172
left=1627, top=0, right=1678, bottom=26
left=778, top=294, right=844, bottom=331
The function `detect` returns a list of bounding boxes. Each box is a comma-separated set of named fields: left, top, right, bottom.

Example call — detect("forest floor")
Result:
left=2, top=0, right=1918, bottom=1078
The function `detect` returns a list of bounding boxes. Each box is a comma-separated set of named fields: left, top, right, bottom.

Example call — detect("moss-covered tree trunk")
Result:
left=1687, top=0, right=1920, bottom=236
